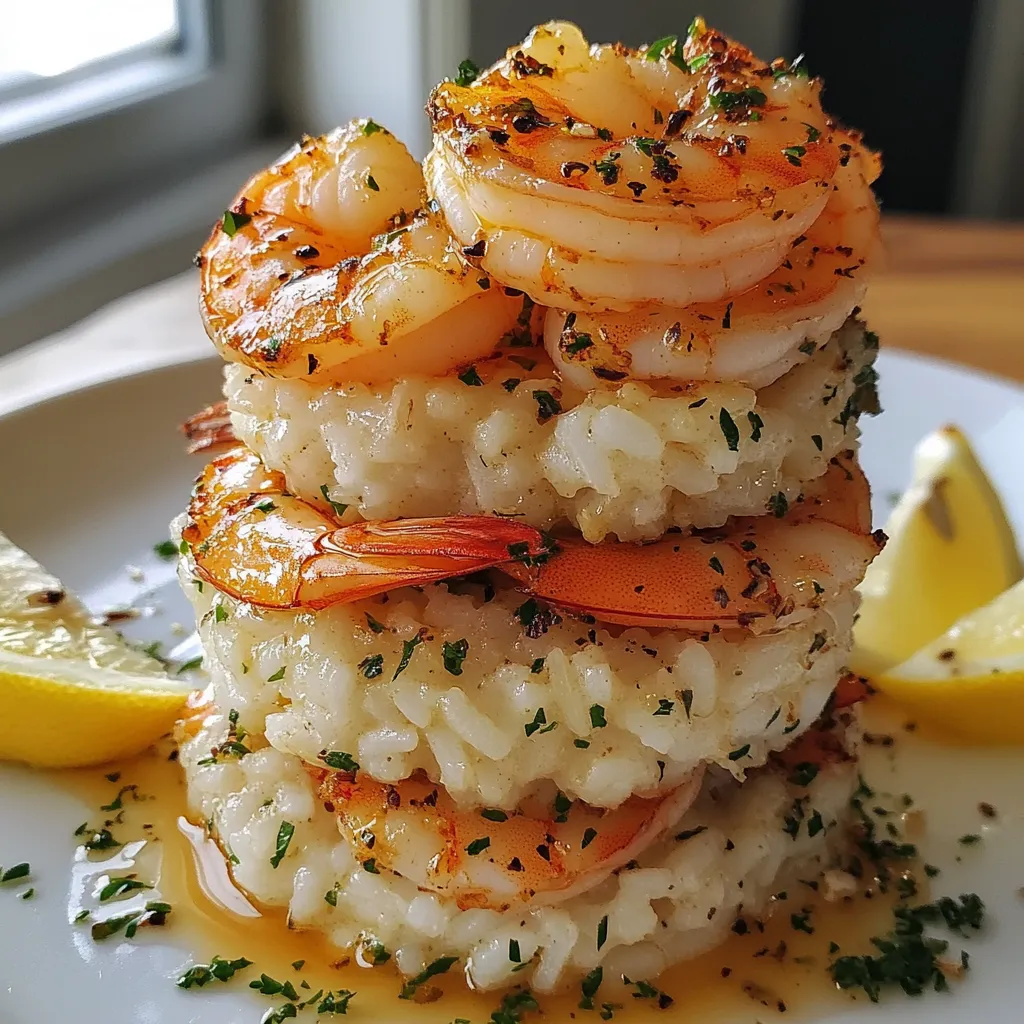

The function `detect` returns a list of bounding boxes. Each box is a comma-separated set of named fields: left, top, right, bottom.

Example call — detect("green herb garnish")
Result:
left=719, top=408, right=740, bottom=451
left=270, top=821, right=295, bottom=869
left=442, top=638, right=469, bottom=675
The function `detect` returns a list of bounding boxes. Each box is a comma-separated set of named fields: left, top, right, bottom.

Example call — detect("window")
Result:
left=0, top=0, right=178, bottom=87
left=0, top=0, right=273, bottom=352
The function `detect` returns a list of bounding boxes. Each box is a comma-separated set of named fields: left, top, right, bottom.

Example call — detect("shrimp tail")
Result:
left=183, top=401, right=237, bottom=455
left=297, top=517, right=557, bottom=609
left=183, top=447, right=553, bottom=610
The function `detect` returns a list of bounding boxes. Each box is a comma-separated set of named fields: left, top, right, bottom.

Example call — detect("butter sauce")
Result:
left=59, top=743, right=898, bottom=1023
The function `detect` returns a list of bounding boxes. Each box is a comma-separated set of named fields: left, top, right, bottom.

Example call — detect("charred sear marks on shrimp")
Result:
left=181, top=448, right=879, bottom=635
left=425, top=19, right=879, bottom=311
left=198, top=120, right=521, bottom=384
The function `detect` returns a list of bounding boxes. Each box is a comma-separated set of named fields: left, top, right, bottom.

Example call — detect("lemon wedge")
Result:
left=877, top=578, right=1024, bottom=742
left=851, top=425, right=1022, bottom=678
left=0, top=530, right=192, bottom=768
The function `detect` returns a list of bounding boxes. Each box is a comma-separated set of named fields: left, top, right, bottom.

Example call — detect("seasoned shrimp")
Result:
left=503, top=453, right=881, bottom=633
left=198, top=120, right=522, bottom=385
left=182, top=447, right=881, bottom=634
left=310, top=764, right=704, bottom=910
left=546, top=158, right=881, bottom=389
left=182, top=447, right=553, bottom=610
left=426, top=19, right=868, bottom=312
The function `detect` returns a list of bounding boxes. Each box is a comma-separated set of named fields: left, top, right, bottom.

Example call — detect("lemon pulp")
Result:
left=0, top=530, right=192, bottom=767
left=852, top=425, right=1021, bottom=678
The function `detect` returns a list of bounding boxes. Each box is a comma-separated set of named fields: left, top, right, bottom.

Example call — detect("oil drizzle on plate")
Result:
left=55, top=744, right=900, bottom=1023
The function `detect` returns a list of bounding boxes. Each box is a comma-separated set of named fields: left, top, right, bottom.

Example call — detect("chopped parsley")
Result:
left=466, top=836, right=491, bottom=857
left=515, top=597, right=561, bottom=638
left=267, top=666, right=287, bottom=683
left=319, top=750, right=359, bottom=773
left=392, top=632, right=424, bottom=680
left=830, top=895, right=984, bottom=1002
left=653, top=698, right=675, bottom=716
left=0, top=863, right=30, bottom=883
left=358, top=654, right=383, bottom=678
left=791, top=910, right=814, bottom=933
left=362, top=940, right=391, bottom=965
left=579, top=966, right=604, bottom=1010
left=399, top=955, right=459, bottom=999
left=316, top=989, right=356, bottom=1013
left=365, top=612, right=386, bottom=634
left=455, top=58, right=479, bottom=87
left=365, top=173, right=379, bottom=191
left=481, top=808, right=508, bottom=822
left=490, top=989, right=538, bottom=1021
left=708, top=87, right=767, bottom=115
left=249, top=973, right=299, bottom=999
left=574, top=738, right=591, bottom=749
left=747, top=411, right=764, bottom=442
left=728, top=744, right=751, bottom=761
left=593, top=154, right=621, bottom=186
left=319, top=484, right=348, bottom=517
left=83, top=828, right=121, bottom=852
left=98, top=876, right=150, bottom=902
left=530, top=657, right=545, bottom=674
left=362, top=119, right=383, bottom=136
left=532, top=389, right=562, bottom=421
left=782, top=145, right=806, bottom=166
left=553, top=791, right=571, bottom=822
left=221, top=209, right=251, bottom=237
left=90, top=900, right=170, bottom=941
left=458, top=365, right=484, bottom=386
left=177, top=955, right=254, bottom=989
left=564, top=332, right=593, bottom=355
left=270, top=821, right=295, bottom=869
left=524, top=707, right=557, bottom=737
left=681, top=689, right=694, bottom=719
left=582, top=827, right=598, bottom=849
left=153, top=539, right=177, bottom=559
left=442, top=638, right=469, bottom=675
left=362, top=858, right=379, bottom=874
left=175, top=656, right=204, bottom=675
left=811, top=433, right=823, bottom=451
left=719, top=408, right=740, bottom=451
left=589, top=704, right=607, bottom=729
left=597, top=914, right=609, bottom=950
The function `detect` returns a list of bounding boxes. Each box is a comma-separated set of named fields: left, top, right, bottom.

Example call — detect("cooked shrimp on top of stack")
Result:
left=177, top=18, right=884, bottom=998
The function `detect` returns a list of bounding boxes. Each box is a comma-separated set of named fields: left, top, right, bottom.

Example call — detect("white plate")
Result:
left=2, top=351, right=1024, bottom=1023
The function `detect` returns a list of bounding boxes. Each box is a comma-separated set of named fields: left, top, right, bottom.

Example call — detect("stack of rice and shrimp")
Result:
left=176, top=19, right=885, bottom=998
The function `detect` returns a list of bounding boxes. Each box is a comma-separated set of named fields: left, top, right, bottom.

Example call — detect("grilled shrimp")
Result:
left=180, top=447, right=553, bottom=610
left=545, top=156, right=880, bottom=389
left=310, top=764, right=704, bottom=910
left=426, top=19, right=872, bottom=312
left=182, top=447, right=880, bottom=634
left=197, top=120, right=522, bottom=385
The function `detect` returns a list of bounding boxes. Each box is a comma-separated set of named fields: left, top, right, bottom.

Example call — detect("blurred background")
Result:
left=0, top=0, right=1021, bottom=356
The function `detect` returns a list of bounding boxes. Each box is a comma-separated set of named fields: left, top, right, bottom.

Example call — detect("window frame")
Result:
left=0, top=0, right=270, bottom=232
